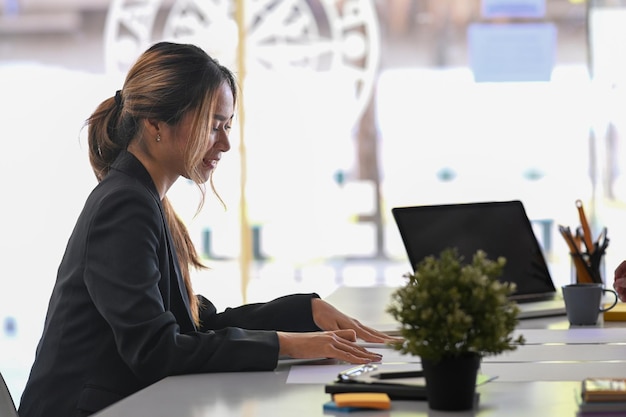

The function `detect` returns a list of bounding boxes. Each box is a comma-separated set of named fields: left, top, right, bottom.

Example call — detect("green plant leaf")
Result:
left=386, top=247, right=525, bottom=361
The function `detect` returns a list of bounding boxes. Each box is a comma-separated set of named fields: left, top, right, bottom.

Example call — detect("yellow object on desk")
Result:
left=333, top=392, right=391, bottom=409
left=603, top=303, right=626, bottom=321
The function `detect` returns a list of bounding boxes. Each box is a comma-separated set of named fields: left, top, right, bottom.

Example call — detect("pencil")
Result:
left=559, top=225, right=594, bottom=284
left=576, top=199, right=594, bottom=254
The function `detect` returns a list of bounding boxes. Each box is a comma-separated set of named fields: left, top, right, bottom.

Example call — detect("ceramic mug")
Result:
left=562, top=283, right=618, bottom=325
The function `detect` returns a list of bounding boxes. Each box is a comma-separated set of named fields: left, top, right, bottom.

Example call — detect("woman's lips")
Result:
left=203, top=158, right=218, bottom=169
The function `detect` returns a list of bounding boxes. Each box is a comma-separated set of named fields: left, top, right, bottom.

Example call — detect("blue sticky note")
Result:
left=323, top=401, right=371, bottom=413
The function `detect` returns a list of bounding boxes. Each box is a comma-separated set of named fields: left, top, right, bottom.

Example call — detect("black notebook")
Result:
left=325, top=381, right=427, bottom=400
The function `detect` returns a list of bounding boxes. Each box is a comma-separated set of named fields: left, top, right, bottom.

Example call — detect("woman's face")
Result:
left=166, top=81, right=234, bottom=183
left=199, top=81, right=235, bottom=181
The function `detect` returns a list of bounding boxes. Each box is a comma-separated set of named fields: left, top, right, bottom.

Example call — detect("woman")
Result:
left=18, top=42, right=393, bottom=417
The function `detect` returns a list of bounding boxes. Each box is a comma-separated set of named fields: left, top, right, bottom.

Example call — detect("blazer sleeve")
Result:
left=196, top=293, right=323, bottom=332
left=83, top=185, right=279, bottom=383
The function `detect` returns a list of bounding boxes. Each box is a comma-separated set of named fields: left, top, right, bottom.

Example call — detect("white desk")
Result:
left=93, top=286, right=626, bottom=417
left=93, top=364, right=582, bottom=417
left=324, top=285, right=624, bottom=330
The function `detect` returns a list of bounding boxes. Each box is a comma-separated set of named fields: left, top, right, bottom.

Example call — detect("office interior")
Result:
left=1, top=0, right=625, bottom=404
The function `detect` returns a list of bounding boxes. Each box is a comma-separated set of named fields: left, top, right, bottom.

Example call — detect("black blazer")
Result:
left=18, top=151, right=321, bottom=417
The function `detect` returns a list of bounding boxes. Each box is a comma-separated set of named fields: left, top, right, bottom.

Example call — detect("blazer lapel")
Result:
left=111, top=151, right=197, bottom=331
left=161, top=220, right=197, bottom=331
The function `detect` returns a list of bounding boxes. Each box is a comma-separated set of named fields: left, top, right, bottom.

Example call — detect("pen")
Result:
left=575, top=227, right=583, bottom=252
left=371, top=370, right=424, bottom=380
left=337, top=364, right=378, bottom=382
left=595, top=227, right=608, bottom=254
left=559, top=225, right=594, bottom=284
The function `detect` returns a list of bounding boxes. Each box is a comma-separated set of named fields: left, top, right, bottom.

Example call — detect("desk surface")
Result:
left=324, top=285, right=575, bottom=331
left=94, top=364, right=582, bottom=417
left=94, top=285, right=626, bottom=417
left=325, top=285, right=626, bottom=330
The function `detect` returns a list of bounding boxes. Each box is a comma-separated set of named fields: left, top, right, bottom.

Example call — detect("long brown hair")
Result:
left=85, top=42, right=237, bottom=325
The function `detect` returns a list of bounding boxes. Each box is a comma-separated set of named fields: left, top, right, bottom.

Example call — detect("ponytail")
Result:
left=86, top=90, right=139, bottom=181
left=86, top=96, right=122, bottom=181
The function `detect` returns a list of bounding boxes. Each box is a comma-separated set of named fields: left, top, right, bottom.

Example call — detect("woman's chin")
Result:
left=199, top=165, right=214, bottom=182
left=183, top=166, right=212, bottom=183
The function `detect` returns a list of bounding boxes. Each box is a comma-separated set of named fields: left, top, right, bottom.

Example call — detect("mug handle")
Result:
left=600, top=289, right=619, bottom=312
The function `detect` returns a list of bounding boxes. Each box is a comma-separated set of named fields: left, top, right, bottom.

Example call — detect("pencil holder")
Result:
left=570, top=252, right=605, bottom=286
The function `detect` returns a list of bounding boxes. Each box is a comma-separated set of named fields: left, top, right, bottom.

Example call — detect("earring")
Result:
left=156, top=134, right=161, bottom=142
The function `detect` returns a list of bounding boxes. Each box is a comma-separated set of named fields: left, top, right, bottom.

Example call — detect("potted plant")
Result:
left=386, top=247, right=525, bottom=411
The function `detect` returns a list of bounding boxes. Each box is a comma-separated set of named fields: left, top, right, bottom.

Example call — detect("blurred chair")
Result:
left=0, top=372, right=19, bottom=417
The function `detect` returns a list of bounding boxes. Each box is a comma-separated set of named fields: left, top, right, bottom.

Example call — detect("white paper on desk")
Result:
left=482, top=361, right=626, bottom=382
left=486, top=343, right=626, bottom=363
left=287, top=362, right=495, bottom=386
left=286, top=363, right=348, bottom=384
left=514, top=328, right=626, bottom=345
left=286, top=362, right=420, bottom=385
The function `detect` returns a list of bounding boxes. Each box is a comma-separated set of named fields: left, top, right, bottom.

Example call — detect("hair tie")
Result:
left=114, top=90, right=123, bottom=107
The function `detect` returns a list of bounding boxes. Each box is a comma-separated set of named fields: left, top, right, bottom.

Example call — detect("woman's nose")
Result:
left=216, top=131, right=231, bottom=152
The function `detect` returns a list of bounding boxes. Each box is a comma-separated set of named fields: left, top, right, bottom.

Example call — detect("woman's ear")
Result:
left=144, top=118, right=160, bottom=137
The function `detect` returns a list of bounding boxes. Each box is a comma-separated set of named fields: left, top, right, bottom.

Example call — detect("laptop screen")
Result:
left=391, top=200, right=556, bottom=301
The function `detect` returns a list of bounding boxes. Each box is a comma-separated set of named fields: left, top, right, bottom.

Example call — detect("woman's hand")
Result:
left=311, top=298, right=403, bottom=344
left=614, top=260, right=626, bottom=301
left=277, top=330, right=382, bottom=364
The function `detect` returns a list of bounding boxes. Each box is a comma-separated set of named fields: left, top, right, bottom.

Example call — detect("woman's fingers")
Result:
left=310, top=299, right=402, bottom=344
left=353, top=324, right=403, bottom=344
left=277, top=331, right=382, bottom=364
left=332, top=329, right=358, bottom=342
left=327, top=331, right=383, bottom=363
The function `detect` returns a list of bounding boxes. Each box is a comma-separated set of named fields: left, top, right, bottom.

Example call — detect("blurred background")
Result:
left=2, top=0, right=626, bottom=404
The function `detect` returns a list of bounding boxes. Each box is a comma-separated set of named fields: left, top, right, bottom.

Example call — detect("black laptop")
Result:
left=391, top=200, right=566, bottom=319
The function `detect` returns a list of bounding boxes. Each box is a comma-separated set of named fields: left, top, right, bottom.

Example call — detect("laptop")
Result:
left=391, top=200, right=566, bottom=319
